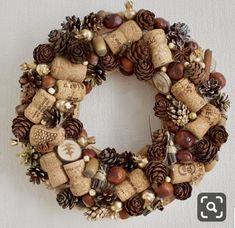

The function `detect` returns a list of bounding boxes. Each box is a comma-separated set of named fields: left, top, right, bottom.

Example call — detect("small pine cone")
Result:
left=152, top=129, right=167, bottom=145
left=173, top=183, right=192, bottom=200
left=145, top=161, right=168, bottom=185
left=33, top=44, right=55, bottom=64
left=62, top=118, right=83, bottom=139
left=86, top=64, right=106, bottom=86
left=135, top=9, right=155, bottom=30
left=61, top=15, right=81, bottom=32
left=19, top=70, right=42, bottom=88
left=154, top=94, right=171, bottom=121
left=126, top=40, right=150, bottom=63
left=192, top=138, right=219, bottom=163
left=82, top=12, right=103, bottom=32
left=94, top=187, right=117, bottom=207
left=66, top=38, right=91, bottom=63
left=134, top=60, right=155, bottom=81
left=48, top=29, right=70, bottom=54
left=198, top=78, right=221, bottom=99
left=98, top=148, right=119, bottom=166
left=125, top=194, right=144, bottom=216
left=147, top=144, right=167, bottom=161
left=118, top=151, right=138, bottom=171
left=12, top=115, right=33, bottom=140
left=211, top=92, right=230, bottom=112
left=206, top=125, right=228, bottom=147
left=26, top=165, right=48, bottom=184
left=99, top=52, right=119, bottom=71
left=56, top=189, right=77, bottom=209
left=84, top=206, right=108, bottom=221
left=184, top=62, right=207, bottom=85
left=42, top=107, right=61, bottom=128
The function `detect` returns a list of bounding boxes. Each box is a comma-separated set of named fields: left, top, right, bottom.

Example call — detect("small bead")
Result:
left=184, top=61, right=190, bottom=67
left=161, top=66, right=167, bottom=72
left=168, top=43, right=175, bottom=49
left=83, top=61, right=89, bottom=66
left=64, top=102, right=72, bottom=110
left=89, top=189, right=96, bottom=196
left=83, top=155, right=90, bottom=162
left=189, top=112, right=197, bottom=120
left=48, top=87, right=55, bottom=95
left=165, top=176, right=171, bottom=183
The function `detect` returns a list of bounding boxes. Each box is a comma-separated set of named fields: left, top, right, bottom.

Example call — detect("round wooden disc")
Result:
left=152, top=72, right=172, bottom=94
left=57, top=139, right=82, bottom=162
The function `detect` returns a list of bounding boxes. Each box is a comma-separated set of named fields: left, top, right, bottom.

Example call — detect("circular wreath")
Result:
left=11, top=1, right=229, bottom=221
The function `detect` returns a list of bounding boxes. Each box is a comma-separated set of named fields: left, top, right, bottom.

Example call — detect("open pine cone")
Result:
left=118, top=151, right=138, bottom=171
left=98, top=148, right=119, bottom=166
left=124, top=194, right=144, bottom=216
left=173, top=183, right=192, bottom=200
left=82, top=12, right=103, bottom=32
left=62, top=118, right=83, bottom=139
left=147, top=144, right=167, bottom=161
left=94, top=187, right=117, bottom=207
left=134, top=60, right=154, bottom=81
left=99, top=52, right=119, bottom=71
left=56, top=189, right=78, bottom=209
left=26, top=166, right=48, bottom=184
left=135, top=9, right=155, bottom=30
left=154, top=94, right=171, bottom=121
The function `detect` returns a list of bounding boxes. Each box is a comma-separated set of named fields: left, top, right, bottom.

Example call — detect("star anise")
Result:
left=172, top=47, right=191, bottom=63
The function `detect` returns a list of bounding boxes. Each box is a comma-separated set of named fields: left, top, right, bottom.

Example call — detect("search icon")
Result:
left=206, top=202, right=217, bottom=213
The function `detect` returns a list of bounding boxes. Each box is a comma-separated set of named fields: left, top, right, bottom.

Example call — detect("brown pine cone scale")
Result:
left=173, top=183, right=192, bottom=200
left=33, top=44, right=55, bottom=64
left=134, top=60, right=154, bottom=81
left=62, top=118, right=83, bottom=139
left=125, top=194, right=144, bottom=216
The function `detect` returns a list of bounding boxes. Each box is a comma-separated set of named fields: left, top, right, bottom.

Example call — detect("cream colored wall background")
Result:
left=0, top=0, right=234, bottom=227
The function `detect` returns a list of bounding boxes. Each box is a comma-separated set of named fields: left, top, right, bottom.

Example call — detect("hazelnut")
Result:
left=167, top=62, right=184, bottom=81
left=119, top=57, right=134, bottom=74
left=42, top=75, right=56, bottom=89
left=82, top=194, right=94, bottom=208
left=119, top=209, right=130, bottom=219
left=107, top=166, right=126, bottom=185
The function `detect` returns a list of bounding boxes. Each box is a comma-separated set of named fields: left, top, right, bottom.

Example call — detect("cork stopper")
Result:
left=51, top=56, right=87, bottom=83
left=24, top=89, right=56, bottom=124
left=55, top=80, right=86, bottom=102
left=143, top=29, right=173, bottom=68
left=171, top=78, right=207, bottom=113
left=40, top=152, right=68, bottom=188
left=186, top=104, right=221, bottom=139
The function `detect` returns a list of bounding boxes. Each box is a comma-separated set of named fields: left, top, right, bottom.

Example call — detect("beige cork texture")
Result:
left=40, top=152, right=68, bottom=188
left=24, top=89, right=56, bottom=124
left=50, top=57, right=87, bottom=83
left=55, top=80, right=86, bottom=102
left=186, top=103, right=221, bottom=139
left=116, top=180, right=136, bottom=202
left=171, top=78, right=207, bottom=113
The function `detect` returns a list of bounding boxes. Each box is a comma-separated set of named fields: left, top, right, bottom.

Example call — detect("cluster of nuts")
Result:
left=11, top=0, right=229, bottom=221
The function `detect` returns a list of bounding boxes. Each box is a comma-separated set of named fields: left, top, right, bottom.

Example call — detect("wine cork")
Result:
left=116, top=168, right=150, bottom=202
left=170, top=163, right=205, bottom=185
left=143, top=29, right=173, bottom=68
left=55, top=80, right=86, bottom=102
left=40, top=152, right=68, bottom=188
left=171, top=78, right=207, bottom=113
left=64, top=160, right=91, bottom=196
left=24, top=89, right=56, bottom=124
left=83, top=158, right=99, bottom=178
left=29, top=125, right=65, bottom=147
left=186, top=104, right=221, bottom=139
left=51, top=57, right=87, bottom=83
left=105, top=20, right=142, bottom=54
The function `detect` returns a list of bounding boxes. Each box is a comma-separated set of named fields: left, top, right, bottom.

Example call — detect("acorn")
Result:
left=92, top=36, right=107, bottom=57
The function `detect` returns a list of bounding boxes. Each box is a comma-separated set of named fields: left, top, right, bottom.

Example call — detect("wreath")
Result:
left=11, top=1, right=229, bottom=221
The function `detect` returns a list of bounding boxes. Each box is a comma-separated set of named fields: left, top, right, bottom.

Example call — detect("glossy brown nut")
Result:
left=88, top=52, right=99, bottom=65
left=15, top=103, right=28, bottom=115
left=175, top=130, right=196, bottom=149
left=154, top=17, right=170, bottom=31
left=42, top=75, right=56, bottom=88
left=210, top=72, right=226, bottom=89
left=103, top=14, right=123, bottom=28
left=82, top=148, right=97, bottom=158
left=82, top=194, right=95, bottom=208
left=152, top=182, right=174, bottom=198
left=107, top=166, right=126, bottom=185
left=164, top=121, right=180, bottom=133
left=167, top=62, right=184, bottom=81
left=119, top=56, right=134, bottom=73
left=119, top=209, right=130, bottom=219
left=176, top=149, right=193, bottom=163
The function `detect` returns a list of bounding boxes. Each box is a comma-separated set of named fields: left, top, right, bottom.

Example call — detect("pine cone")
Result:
left=86, top=64, right=106, bottom=86
left=171, top=47, right=191, bottom=63
left=85, top=206, right=108, bottom=220
left=152, top=129, right=167, bottom=145
left=134, top=60, right=154, bottom=81
left=145, top=161, right=167, bottom=185
left=35, top=143, right=54, bottom=154
left=211, top=92, right=230, bottom=112
left=135, top=9, right=155, bottom=30
left=26, top=165, right=48, bottom=184
left=124, top=194, right=144, bottom=216
left=147, top=144, right=167, bottom=161
left=62, top=118, right=83, bottom=139
left=99, top=52, right=119, bottom=71
left=206, top=125, right=228, bottom=147
left=118, top=151, right=138, bottom=171
left=48, top=30, right=70, bottom=55
left=33, top=44, right=55, bottom=64
left=167, top=22, right=190, bottom=48
left=56, top=189, right=77, bottom=209
left=42, top=107, right=61, bottom=128
left=12, top=115, right=33, bottom=140
left=82, top=12, right=103, bottom=32
left=61, top=15, right=81, bottom=32
left=198, top=78, right=221, bottom=99
left=19, top=70, right=42, bottom=88
left=167, top=99, right=190, bottom=126
left=184, top=62, right=207, bottom=85
left=94, top=187, right=117, bottom=207
left=173, top=183, right=192, bottom=200
left=29, top=152, right=42, bottom=167
left=98, top=148, right=119, bottom=166
left=192, top=138, right=219, bottom=163
left=20, top=83, right=37, bottom=104
left=154, top=94, right=171, bottom=121
left=66, top=38, right=91, bottom=63
left=126, top=40, right=150, bottom=63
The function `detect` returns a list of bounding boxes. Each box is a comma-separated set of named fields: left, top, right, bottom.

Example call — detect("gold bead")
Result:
left=161, top=66, right=167, bottom=72
left=77, top=136, right=88, bottom=147
left=165, top=176, right=171, bottom=183
left=56, top=100, right=67, bottom=113
left=142, top=190, right=155, bottom=202
left=111, top=201, right=123, bottom=212
left=89, top=189, right=96, bottom=196
left=168, top=42, right=175, bottom=49
left=189, top=112, right=197, bottom=120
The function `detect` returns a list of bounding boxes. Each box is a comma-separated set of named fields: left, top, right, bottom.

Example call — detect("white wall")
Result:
left=0, top=0, right=234, bottom=227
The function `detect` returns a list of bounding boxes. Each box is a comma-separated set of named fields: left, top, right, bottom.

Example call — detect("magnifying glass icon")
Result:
left=206, top=202, right=217, bottom=213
